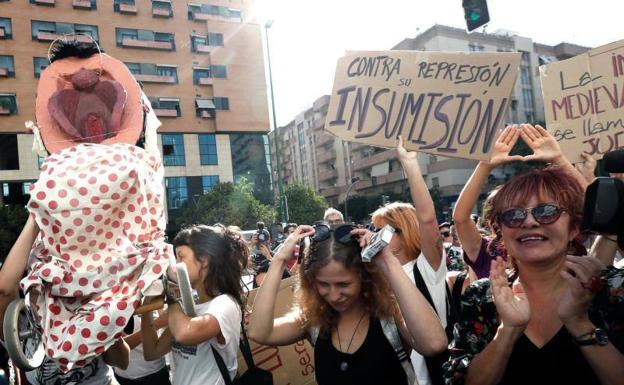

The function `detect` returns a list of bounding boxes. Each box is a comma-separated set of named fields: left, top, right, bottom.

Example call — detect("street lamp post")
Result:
left=344, top=177, right=361, bottom=222
left=265, top=20, right=287, bottom=223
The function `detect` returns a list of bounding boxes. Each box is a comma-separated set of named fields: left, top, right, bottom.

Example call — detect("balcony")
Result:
left=121, top=38, right=173, bottom=50
left=191, top=12, right=236, bottom=23
left=0, top=107, right=11, bottom=115
left=318, top=169, right=338, bottom=182
left=119, top=3, right=137, bottom=13
left=316, top=134, right=334, bottom=147
left=152, top=7, right=172, bottom=18
left=37, top=31, right=92, bottom=42
left=0, top=29, right=5, bottom=39
left=0, top=68, right=8, bottom=77
left=153, top=109, right=178, bottom=117
left=34, top=0, right=55, bottom=5
left=316, top=150, right=336, bottom=164
left=193, top=44, right=212, bottom=54
left=133, top=74, right=176, bottom=84
left=312, top=118, right=325, bottom=130
left=352, top=149, right=397, bottom=172
left=72, top=0, right=92, bottom=9
left=320, top=186, right=342, bottom=197
left=198, top=77, right=213, bottom=86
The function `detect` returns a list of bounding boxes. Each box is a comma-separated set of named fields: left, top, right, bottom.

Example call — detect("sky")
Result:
left=254, top=0, right=624, bottom=127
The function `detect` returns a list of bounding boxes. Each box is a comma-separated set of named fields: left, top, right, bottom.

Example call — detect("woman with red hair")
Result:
left=443, top=164, right=624, bottom=385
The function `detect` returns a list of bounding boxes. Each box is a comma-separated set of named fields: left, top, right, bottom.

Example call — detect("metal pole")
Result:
left=344, top=179, right=360, bottom=222
left=265, top=21, right=286, bottom=223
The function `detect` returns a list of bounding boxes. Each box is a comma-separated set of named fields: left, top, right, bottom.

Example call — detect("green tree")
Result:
left=0, top=205, right=29, bottom=262
left=283, top=184, right=329, bottom=225
left=177, top=180, right=275, bottom=229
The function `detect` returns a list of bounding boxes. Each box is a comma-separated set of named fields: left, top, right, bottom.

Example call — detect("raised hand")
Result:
left=487, top=125, right=525, bottom=167
left=490, top=257, right=530, bottom=328
left=558, top=255, right=605, bottom=325
left=575, top=153, right=597, bottom=184
left=396, top=136, right=419, bottom=164
left=520, top=124, right=565, bottom=164
left=272, top=225, right=315, bottom=263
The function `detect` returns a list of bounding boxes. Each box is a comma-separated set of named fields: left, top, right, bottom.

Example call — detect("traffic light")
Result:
left=463, top=0, right=490, bottom=32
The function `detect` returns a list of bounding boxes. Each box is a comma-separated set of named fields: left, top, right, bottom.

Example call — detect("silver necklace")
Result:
left=336, top=312, right=367, bottom=372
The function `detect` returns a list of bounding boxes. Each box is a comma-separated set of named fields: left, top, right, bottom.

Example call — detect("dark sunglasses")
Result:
left=440, top=231, right=451, bottom=237
left=311, top=224, right=357, bottom=244
left=498, top=203, right=565, bottom=228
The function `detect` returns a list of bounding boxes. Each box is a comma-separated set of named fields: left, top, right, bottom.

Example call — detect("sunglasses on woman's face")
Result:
left=498, top=203, right=565, bottom=228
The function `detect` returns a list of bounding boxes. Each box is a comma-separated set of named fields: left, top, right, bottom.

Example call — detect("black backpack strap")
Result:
left=239, top=319, right=256, bottom=370
left=211, top=344, right=234, bottom=385
left=412, top=263, right=437, bottom=315
left=448, top=271, right=467, bottom=324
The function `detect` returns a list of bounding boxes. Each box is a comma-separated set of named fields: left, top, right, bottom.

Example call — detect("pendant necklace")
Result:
left=336, top=312, right=367, bottom=372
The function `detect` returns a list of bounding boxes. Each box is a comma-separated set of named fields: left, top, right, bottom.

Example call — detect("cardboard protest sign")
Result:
left=239, top=277, right=317, bottom=385
left=540, top=39, right=624, bottom=163
left=325, top=51, right=521, bottom=161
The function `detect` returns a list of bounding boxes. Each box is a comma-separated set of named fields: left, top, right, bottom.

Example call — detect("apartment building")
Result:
left=0, top=0, right=271, bottom=231
left=270, top=24, right=589, bottom=217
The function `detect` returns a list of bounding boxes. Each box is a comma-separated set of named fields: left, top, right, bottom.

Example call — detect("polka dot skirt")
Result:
left=21, top=143, right=172, bottom=372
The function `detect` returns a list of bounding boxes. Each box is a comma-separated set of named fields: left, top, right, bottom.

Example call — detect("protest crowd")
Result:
left=0, top=34, right=623, bottom=385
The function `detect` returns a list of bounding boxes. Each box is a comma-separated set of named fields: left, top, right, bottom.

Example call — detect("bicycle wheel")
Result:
left=3, top=299, right=45, bottom=371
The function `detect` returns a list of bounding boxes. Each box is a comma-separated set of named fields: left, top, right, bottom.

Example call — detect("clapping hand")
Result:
left=490, top=257, right=530, bottom=329
left=558, top=255, right=605, bottom=325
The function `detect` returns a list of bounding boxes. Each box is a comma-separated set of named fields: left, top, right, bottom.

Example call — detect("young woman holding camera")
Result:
left=248, top=223, right=447, bottom=385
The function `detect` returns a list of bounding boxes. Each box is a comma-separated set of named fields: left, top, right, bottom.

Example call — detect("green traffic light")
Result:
left=469, top=10, right=481, bottom=21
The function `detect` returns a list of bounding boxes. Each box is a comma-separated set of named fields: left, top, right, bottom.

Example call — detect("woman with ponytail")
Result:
left=141, top=224, right=249, bottom=385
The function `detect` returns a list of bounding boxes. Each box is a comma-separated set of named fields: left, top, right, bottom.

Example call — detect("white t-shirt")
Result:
left=171, top=294, right=241, bottom=385
left=401, top=252, right=448, bottom=385
left=114, top=314, right=166, bottom=380
left=26, top=356, right=113, bottom=385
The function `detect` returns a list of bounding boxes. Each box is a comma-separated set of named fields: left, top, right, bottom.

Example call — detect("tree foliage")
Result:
left=0, top=205, right=29, bottom=263
left=283, top=184, right=329, bottom=225
left=177, top=180, right=275, bottom=229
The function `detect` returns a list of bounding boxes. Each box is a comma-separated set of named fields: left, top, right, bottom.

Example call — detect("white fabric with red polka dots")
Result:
left=22, top=143, right=172, bottom=372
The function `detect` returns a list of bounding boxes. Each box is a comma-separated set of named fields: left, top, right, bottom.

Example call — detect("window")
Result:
left=165, top=177, right=187, bottom=209
left=188, top=3, right=242, bottom=21
left=73, top=0, right=96, bottom=10
left=0, top=134, right=19, bottom=170
left=30, top=0, right=55, bottom=5
left=190, top=35, right=208, bottom=52
left=522, top=87, right=534, bottom=110
left=230, top=134, right=273, bottom=204
left=33, top=57, right=48, bottom=78
left=0, top=55, right=15, bottom=77
left=199, top=134, right=218, bottom=165
left=193, top=67, right=211, bottom=84
left=149, top=97, right=181, bottom=117
left=74, top=24, right=99, bottom=40
left=115, top=28, right=174, bottom=50
left=0, top=18, right=12, bottom=39
left=114, top=0, right=135, bottom=12
left=214, top=97, right=229, bottom=110
left=195, top=99, right=215, bottom=118
left=31, top=21, right=99, bottom=42
left=152, top=0, right=172, bottom=17
left=207, top=32, right=224, bottom=46
left=0, top=94, right=17, bottom=115
left=211, top=65, right=227, bottom=78
left=431, top=177, right=440, bottom=188
left=125, top=62, right=141, bottom=75
left=162, top=134, right=185, bottom=166
left=157, top=65, right=178, bottom=82
left=202, top=175, right=220, bottom=194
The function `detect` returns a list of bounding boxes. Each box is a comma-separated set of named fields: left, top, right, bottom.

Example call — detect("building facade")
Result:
left=0, top=0, right=271, bottom=231
left=270, top=24, right=589, bottom=218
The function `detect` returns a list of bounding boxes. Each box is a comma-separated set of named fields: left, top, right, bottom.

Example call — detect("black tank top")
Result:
left=314, top=317, right=407, bottom=385
left=501, top=327, right=601, bottom=385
